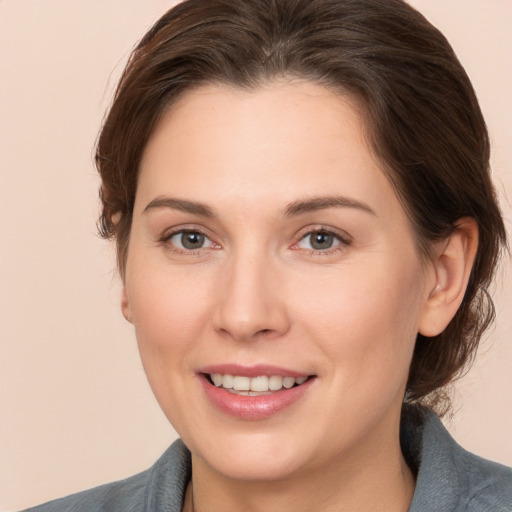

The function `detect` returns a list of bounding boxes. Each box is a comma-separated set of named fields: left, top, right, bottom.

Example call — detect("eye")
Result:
left=167, top=230, right=215, bottom=251
left=296, top=229, right=349, bottom=252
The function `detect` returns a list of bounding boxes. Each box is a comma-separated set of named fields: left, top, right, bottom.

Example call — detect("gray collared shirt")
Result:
left=24, top=411, right=512, bottom=511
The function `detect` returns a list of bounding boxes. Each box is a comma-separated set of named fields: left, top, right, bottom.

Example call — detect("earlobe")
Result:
left=418, top=218, right=478, bottom=337
left=121, top=285, right=133, bottom=324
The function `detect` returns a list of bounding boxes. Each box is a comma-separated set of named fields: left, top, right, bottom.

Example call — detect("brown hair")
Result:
left=96, top=0, right=507, bottom=412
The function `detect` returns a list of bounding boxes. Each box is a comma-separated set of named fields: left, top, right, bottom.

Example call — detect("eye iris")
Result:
left=310, top=232, right=334, bottom=250
left=181, top=231, right=205, bottom=249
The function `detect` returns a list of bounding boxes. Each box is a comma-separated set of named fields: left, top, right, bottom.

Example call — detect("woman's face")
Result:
left=123, top=81, right=436, bottom=480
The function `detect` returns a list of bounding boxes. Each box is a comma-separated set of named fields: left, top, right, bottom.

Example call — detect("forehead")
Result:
left=136, top=81, right=397, bottom=219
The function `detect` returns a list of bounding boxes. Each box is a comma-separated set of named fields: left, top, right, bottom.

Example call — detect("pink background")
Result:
left=0, top=1, right=510, bottom=510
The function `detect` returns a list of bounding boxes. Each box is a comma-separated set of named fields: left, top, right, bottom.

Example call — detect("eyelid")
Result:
left=292, top=225, right=352, bottom=253
left=157, top=223, right=351, bottom=255
left=296, top=225, right=351, bottom=242
left=159, top=223, right=211, bottom=239
left=159, top=224, right=221, bottom=253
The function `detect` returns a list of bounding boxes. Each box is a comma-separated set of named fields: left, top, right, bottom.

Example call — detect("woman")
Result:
left=24, top=0, right=511, bottom=510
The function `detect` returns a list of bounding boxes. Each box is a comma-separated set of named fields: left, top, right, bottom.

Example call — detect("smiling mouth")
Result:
left=205, top=373, right=311, bottom=396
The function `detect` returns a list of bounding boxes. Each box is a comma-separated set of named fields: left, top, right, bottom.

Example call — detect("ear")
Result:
left=121, top=285, right=134, bottom=324
left=418, top=218, right=478, bottom=337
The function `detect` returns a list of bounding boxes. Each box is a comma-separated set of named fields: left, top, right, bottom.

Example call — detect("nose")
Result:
left=212, top=249, right=290, bottom=342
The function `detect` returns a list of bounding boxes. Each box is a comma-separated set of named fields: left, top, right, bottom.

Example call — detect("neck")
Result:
left=184, top=426, right=415, bottom=512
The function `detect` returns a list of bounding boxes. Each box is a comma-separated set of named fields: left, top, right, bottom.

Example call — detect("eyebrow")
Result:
left=143, top=194, right=376, bottom=218
left=143, top=197, right=216, bottom=217
left=284, top=195, right=376, bottom=217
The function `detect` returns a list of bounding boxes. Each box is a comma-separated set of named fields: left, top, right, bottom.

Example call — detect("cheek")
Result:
left=293, top=260, right=424, bottom=382
left=127, top=265, right=215, bottom=362
left=126, top=267, right=218, bottom=429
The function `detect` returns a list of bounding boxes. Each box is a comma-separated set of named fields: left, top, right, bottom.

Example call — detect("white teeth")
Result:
left=250, top=375, right=269, bottom=392
left=211, top=373, right=223, bottom=387
left=209, top=373, right=308, bottom=393
left=233, top=376, right=250, bottom=391
left=282, top=376, right=295, bottom=389
left=222, top=374, right=234, bottom=389
left=268, top=375, right=283, bottom=390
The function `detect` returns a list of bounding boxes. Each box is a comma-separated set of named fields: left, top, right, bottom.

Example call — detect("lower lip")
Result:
left=199, top=375, right=315, bottom=420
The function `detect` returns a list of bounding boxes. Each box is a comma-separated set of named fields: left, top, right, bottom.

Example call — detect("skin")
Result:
left=122, top=81, right=478, bottom=511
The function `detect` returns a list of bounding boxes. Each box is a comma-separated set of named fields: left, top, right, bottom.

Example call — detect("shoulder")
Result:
left=457, top=446, right=512, bottom=511
left=22, top=470, right=149, bottom=512
left=405, top=409, right=512, bottom=512
left=22, top=439, right=191, bottom=512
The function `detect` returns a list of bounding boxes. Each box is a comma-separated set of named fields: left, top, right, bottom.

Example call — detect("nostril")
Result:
left=256, top=329, right=275, bottom=336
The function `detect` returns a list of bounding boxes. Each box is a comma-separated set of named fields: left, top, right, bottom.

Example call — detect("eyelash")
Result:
left=293, top=226, right=352, bottom=256
left=159, top=227, right=219, bottom=256
left=159, top=226, right=351, bottom=256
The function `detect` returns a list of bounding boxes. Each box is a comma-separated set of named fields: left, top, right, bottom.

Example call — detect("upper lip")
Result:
left=197, top=364, right=312, bottom=378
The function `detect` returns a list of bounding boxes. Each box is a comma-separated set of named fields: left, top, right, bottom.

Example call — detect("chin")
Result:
left=201, top=451, right=306, bottom=482
left=187, top=428, right=313, bottom=482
